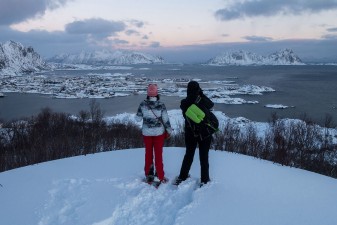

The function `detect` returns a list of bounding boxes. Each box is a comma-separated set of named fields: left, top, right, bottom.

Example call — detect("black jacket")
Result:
left=180, top=92, right=214, bottom=138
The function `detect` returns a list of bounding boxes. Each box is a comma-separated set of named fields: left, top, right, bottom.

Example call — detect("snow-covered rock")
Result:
left=207, top=49, right=305, bottom=66
left=0, top=41, right=49, bottom=75
left=49, top=50, right=165, bottom=65
left=207, top=50, right=264, bottom=66
left=264, top=104, right=295, bottom=109
left=267, top=49, right=303, bottom=65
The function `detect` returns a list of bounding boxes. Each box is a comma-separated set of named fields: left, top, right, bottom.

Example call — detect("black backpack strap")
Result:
left=195, top=95, right=202, bottom=104
left=147, top=103, right=166, bottom=129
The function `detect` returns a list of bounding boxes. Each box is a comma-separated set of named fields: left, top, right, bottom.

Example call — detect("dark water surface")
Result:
left=1, top=65, right=336, bottom=124
left=0, top=93, right=180, bottom=120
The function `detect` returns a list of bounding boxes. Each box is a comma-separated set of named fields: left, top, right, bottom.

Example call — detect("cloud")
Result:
left=125, top=29, right=140, bottom=36
left=322, top=34, right=337, bottom=39
left=215, top=0, right=337, bottom=21
left=2, top=24, right=337, bottom=63
left=149, top=41, right=160, bottom=48
left=0, top=26, right=90, bottom=57
left=244, top=35, right=273, bottom=42
left=129, top=20, right=145, bottom=28
left=113, top=39, right=129, bottom=44
left=0, top=16, right=141, bottom=57
left=65, top=18, right=126, bottom=36
left=327, top=27, right=337, bottom=32
left=0, top=26, right=81, bottom=45
left=0, top=0, right=72, bottom=25
left=154, top=38, right=337, bottom=63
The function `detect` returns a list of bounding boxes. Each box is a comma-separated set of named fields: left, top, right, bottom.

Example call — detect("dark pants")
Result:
left=179, top=131, right=212, bottom=183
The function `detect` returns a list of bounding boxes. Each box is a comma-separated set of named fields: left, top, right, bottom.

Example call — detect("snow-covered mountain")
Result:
left=207, top=49, right=305, bottom=66
left=268, top=49, right=304, bottom=65
left=0, top=41, right=49, bottom=75
left=49, top=50, right=165, bottom=65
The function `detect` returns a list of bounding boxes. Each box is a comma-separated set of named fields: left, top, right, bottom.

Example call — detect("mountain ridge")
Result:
left=207, top=49, right=304, bottom=65
left=48, top=49, right=165, bottom=65
left=0, top=41, right=316, bottom=74
left=0, top=40, right=49, bottom=75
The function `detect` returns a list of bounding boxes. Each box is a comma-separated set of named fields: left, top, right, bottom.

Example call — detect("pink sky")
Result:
left=1, top=0, right=337, bottom=62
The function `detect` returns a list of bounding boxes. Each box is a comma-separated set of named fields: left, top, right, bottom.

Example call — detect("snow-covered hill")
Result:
left=49, top=50, right=165, bottom=65
left=207, top=49, right=304, bottom=66
left=0, top=41, right=49, bottom=75
left=1, top=147, right=337, bottom=225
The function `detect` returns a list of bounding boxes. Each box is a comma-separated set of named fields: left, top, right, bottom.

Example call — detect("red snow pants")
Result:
left=143, top=133, right=165, bottom=180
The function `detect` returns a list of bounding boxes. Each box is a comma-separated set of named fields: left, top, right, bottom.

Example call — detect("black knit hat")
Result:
left=187, top=81, right=200, bottom=96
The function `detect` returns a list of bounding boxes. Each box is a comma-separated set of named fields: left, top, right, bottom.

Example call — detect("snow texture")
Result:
left=1, top=148, right=337, bottom=225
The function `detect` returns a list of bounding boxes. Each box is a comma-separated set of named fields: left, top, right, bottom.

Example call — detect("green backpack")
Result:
left=185, top=104, right=205, bottom=123
left=185, top=104, right=219, bottom=135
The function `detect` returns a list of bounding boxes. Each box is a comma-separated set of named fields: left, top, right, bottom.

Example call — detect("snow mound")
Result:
left=1, top=148, right=337, bottom=225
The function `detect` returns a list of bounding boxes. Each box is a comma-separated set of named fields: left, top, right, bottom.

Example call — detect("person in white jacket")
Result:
left=135, top=84, right=172, bottom=183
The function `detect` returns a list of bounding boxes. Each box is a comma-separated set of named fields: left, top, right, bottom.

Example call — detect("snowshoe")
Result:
left=172, top=177, right=184, bottom=186
left=172, top=174, right=191, bottom=186
left=146, top=175, right=155, bottom=183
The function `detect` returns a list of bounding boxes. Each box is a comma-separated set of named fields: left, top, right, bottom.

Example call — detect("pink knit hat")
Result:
left=147, top=84, right=158, bottom=97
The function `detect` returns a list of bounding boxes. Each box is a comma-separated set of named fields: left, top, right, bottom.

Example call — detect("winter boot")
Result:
left=146, top=175, right=155, bottom=183
left=173, top=174, right=191, bottom=186
left=160, top=177, right=169, bottom=184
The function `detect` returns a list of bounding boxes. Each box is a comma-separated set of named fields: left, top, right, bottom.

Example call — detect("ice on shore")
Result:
left=0, top=72, right=275, bottom=104
left=264, top=104, right=295, bottom=109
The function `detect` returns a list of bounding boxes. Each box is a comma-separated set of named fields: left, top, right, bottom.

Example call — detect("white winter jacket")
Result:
left=135, top=97, right=172, bottom=136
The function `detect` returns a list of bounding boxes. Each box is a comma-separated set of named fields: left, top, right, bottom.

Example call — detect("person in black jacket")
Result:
left=174, top=81, right=214, bottom=186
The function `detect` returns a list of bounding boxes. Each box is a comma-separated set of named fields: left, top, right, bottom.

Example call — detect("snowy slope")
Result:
left=49, top=50, right=164, bottom=65
left=207, top=49, right=304, bottom=65
left=0, top=41, right=49, bottom=75
left=1, top=147, right=337, bottom=225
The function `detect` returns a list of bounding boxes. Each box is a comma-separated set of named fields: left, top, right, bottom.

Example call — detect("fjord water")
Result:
left=0, top=65, right=336, bottom=124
